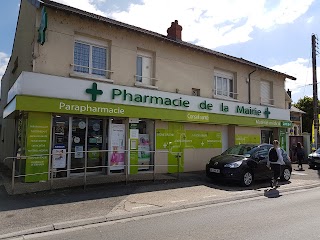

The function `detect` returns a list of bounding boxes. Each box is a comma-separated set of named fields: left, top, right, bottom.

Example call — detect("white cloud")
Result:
left=271, top=58, right=320, bottom=102
left=0, top=52, right=9, bottom=80
left=53, top=0, right=315, bottom=49
left=307, top=16, right=314, bottom=24
left=108, top=0, right=314, bottom=48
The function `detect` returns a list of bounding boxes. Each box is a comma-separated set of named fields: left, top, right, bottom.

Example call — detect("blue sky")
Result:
left=0, top=0, right=319, bottom=103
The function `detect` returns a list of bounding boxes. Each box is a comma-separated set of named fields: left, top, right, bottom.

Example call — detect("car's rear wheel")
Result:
left=309, top=164, right=318, bottom=169
left=281, top=167, right=291, bottom=181
left=241, top=170, right=253, bottom=187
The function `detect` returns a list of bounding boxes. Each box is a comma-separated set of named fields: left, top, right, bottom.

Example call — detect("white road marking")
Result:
left=291, top=171, right=308, bottom=176
left=132, top=205, right=154, bottom=209
left=170, top=200, right=187, bottom=203
left=202, top=195, right=217, bottom=198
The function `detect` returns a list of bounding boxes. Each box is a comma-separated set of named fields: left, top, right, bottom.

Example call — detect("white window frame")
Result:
left=260, top=80, right=274, bottom=106
left=135, top=50, right=157, bottom=88
left=213, top=70, right=237, bottom=100
left=71, top=36, right=112, bottom=82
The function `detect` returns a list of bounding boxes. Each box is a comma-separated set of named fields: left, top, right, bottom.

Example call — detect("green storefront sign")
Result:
left=25, top=112, right=51, bottom=182
left=14, top=95, right=292, bottom=128
left=235, top=134, right=261, bottom=144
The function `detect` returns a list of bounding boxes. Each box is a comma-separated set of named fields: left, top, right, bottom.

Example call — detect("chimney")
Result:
left=287, top=89, right=292, bottom=109
left=287, top=89, right=292, bottom=98
left=167, top=20, right=182, bottom=41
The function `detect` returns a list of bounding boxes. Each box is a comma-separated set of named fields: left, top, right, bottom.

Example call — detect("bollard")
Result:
left=177, top=153, right=180, bottom=180
left=11, top=158, right=16, bottom=194
left=153, top=151, right=156, bottom=182
left=84, top=156, right=87, bottom=190
left=125, top=152, right=128, bottom=185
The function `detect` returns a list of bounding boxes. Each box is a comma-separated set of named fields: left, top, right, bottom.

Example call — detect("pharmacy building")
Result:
left=0, top=0, right=295, bottom=184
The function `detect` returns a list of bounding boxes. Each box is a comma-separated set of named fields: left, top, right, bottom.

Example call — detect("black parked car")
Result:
left=206, top=144, right=292, bottom=186
left=308, top=148, right=320, bottom=169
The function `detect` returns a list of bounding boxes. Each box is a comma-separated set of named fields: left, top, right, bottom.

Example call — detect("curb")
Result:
left=1, top=182, right=320, bottom=240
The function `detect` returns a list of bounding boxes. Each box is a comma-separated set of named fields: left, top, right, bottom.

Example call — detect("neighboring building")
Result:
left=286, top=89, right=308, bottom=161
left=289, top=106, right=305, bottom=136
left=0, top=0, right=295, bottom=183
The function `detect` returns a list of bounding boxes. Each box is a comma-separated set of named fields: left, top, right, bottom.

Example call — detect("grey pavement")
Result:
left=1, top=164, right=320, bottom=239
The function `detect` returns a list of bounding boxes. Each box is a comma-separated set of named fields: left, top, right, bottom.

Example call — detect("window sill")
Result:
left=134, top=82, right=158, bottom=90
left=70, top=72, right=114, bottom=84
left=260, top=102, right=275, bottom=107
left=213, top=94, right=239, bottom=102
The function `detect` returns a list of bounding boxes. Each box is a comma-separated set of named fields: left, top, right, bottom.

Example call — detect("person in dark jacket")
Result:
left=267, top=140, right=285, bottom=189
left=295, top=142, right=304, bottom=170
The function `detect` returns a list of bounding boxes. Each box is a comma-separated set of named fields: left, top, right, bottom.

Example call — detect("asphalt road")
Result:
left=29, top=186, right=320, bottom=240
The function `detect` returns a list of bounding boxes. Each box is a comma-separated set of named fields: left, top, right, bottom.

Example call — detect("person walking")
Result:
left=267, top=140, right=285, bottom=189
left=295, top=142, right=305, bottom=170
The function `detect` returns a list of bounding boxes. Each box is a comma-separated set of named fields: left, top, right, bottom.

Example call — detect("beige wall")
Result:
left=235, top=126, right=261, bottom=136
left=32, top=7, right=287, bottom=109
left=0, top=0, right=37, bottom=162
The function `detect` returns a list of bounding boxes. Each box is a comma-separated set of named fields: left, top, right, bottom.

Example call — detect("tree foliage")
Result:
left=293, top=96, right=319, bottom=133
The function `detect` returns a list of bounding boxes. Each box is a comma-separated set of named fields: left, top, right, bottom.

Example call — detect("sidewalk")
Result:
left=1, top=165, right=320, bottom=239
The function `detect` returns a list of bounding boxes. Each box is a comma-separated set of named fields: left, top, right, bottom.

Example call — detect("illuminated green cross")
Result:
left=86, top=83, right=103, bottom=101
left=264, top=107, right=270, bottom=118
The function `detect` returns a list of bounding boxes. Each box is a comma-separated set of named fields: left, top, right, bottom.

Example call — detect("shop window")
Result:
left=137, top=120, right=154, bottom=171
left=213, top=70, right=237, bottom=99
left=135, top=50, right=156, bottom=87
left=261, top=130, right=273, bottom=144
left=260, top=80, right=274, bottom=105
left=51, top=115, right=69, bottom=178
left=109, top=118, right=126, bottom=174
left=73, top=37, right=110, bottom=79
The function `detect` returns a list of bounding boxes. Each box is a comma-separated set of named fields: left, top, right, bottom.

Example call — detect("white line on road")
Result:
left=202, top=195, right=217, bottom=198
left=132, top=205, right=154, bottom=209
left=292, top=171, right=308, bottom=176
left=170, top=200, right=187, bottom=203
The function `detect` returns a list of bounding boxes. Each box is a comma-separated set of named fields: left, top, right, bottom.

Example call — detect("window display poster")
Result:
left=25, top=112, right=51, bottom=182
left=52, top=147, right=66, bottom=169
left=130, top=129, right=139, bottom=139
left=75, top=145, right=84, bottom=158
left=110, top=124, right=125, bottom=170
left=138, top=134, right=150, bottom=163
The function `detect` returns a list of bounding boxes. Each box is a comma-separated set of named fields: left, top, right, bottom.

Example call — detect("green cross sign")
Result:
left=86, top=83, right=103, bottom=101
left=38, top=7, right=47, bottom=45
left=264, top=107, right=270, bottom=118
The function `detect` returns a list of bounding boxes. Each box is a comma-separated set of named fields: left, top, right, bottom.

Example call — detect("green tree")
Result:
left=294, top=96, right=319, bottom=133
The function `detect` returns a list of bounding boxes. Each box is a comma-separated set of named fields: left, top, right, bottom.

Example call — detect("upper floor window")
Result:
left=213, top=70, right=237, bottom=99
left=136, top=50, right=154, bottom=86
left=73, top=38, right=109, bottom=79
left=260, top=80, right=274, bottom=105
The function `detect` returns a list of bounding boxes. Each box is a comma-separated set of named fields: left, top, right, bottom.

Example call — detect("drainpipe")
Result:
left=248, top=68, right=257, bottom=104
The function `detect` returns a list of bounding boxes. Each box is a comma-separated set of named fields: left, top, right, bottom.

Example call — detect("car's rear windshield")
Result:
left=222, top=145, right=257, bottom=156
